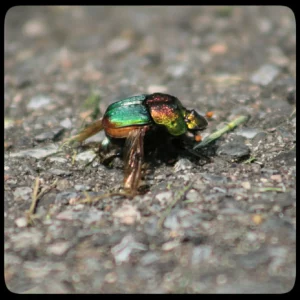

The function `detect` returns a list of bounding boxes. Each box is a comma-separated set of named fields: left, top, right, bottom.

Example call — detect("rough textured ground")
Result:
left=5, top=6, right=296, bottom=294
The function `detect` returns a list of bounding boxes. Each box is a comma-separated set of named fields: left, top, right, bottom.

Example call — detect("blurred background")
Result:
left=5, top=6, right=295, bottom=120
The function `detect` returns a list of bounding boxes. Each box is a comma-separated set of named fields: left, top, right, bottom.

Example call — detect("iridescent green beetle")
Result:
left=68, top=93, right=208, bottom=194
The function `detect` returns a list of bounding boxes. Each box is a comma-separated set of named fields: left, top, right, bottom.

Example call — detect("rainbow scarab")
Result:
left=68, top=93, right=208, bottom=194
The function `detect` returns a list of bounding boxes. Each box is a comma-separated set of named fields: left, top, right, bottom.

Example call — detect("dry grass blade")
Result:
left=157, top=181, right=193, bottom=229
left=193, top=115, right=249, bottom=149
left=25, top=178, right=58, bottom=225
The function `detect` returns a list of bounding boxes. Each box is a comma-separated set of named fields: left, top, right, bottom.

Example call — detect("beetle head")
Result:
left=184, top=109, right=208, bottom=131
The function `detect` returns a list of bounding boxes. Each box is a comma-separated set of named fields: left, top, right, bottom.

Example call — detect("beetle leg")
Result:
left=123, top=126, right=148, bottom=194
left=96, top=136, right=122, bottom=166
left=180, top=134, right=212, bottom=162
left=67, top=119, right=104, bottom=144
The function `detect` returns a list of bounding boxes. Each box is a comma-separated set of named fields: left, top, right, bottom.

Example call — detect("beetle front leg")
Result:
left=123, top=127, right=148, bottom=194
left=180, top=133, right=212, bottom=163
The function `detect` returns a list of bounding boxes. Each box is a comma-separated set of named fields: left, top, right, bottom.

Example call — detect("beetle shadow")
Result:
left=142, top=127, right=214, bottom=167
left=100, top=126, right=216, bottom=169
left=94, top=126, right=217, bottom=194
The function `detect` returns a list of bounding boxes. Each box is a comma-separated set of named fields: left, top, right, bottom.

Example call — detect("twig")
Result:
left=193, top=115, right=249, bottom=149
left=157, top=181, right=193, bottom=229
left=243, top=156, right=257, bottom=164
left=259, top=187, right=285, bottom=193
left=25, top=178, right=58, bottom=225
left=28, top=177, right=40, bottom=215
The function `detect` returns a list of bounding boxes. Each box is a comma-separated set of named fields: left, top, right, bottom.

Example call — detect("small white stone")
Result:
left=113, top=204, right=141, bottom=225
left=147, top=85, right=168, bottom=94
left=27, top=95, right=52, bottom=110
left=15, top=217, right=28, bottom=228
left=241, top=181, right=251, bottom=190
left=161, top=240, right=180, bottom=251
left=75, top=150, right=96, bottom=162
left=155, top=191, right=172, bottom=204
left=60, top=118, right=72, bottom=129
left=13, top=187, right=33, bottom=201
left=47, top=242, right=70, bottom=256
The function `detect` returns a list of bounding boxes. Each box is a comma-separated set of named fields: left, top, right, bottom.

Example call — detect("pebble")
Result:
left=241, top=181, right=251, bottom=190
left=140, top=252, right=160, bottom=266
left=23, top=19, right=47, bottom=38
left=104, top=272, right=118, bottom=283
left=235, top=128, right=261, bottom=139
left=251, top=131, right=267, bottom=147
left=10, top=144, right=59, bottom=159
left=216, top=142, right=250, bottom=160
left=49, top=168, right=72, bottom=176
left=23, top=261, right=51, bottom=279
left=185, top=189, right=201, bottom=202
left=5, top=118, right=14, bottom=129
left=77, top=209, right=104, bottom=225
left=56, top=179, right=72, bottom=191
left=34, top=127, right=64, bottom=142
left=10, top=229, right=43, bottom=249
left=201, top=173, right=227, bottom=183
left=59, top=118, right=72, bottom=129
left=216, top=274, right=227, bottom=285
left=173, top=158, right=193, bottom=172
left=147, top=85, right=168, bottom=94
left=177, top=210, right=204, bottom=229
left=27, top=95, right=53, bottom=110
left=270, top=174, right=282, bottom=183
left=144, top=216, right=159, bottom=236
left=268, top=246, right=288, bottom=260
left=55, top=192, right=79, bottom=205
left=56, top=208, right=103, bottom=225
left=48, top=157, right=68, bottom=164
left=209, top=43, right=228, bottom=54
left=154, top=174, right=166, bottom=181
left=13, top=187, right=33, bottom=201
left=47, top=241, right=71, bottom=255
left=268, top=46, right=289, bottom=67
left=107, top=37, right=131, bottom=55
left=155, top=191, right=172, bottom=204
left=15, top=217, right=28, bottom=227
left=273, top=150, right=296, bottom=167
left=74, top=184, right=91, bottom=191
left=164, top=212, right=180, bottom=230
left=268, top=247, right=289, bottom=275
left=56, top=209, right=77, bottom=221
left=111, top=235, right=147, bottom=264
left=261, top=168, right=279, bottom=175
left=5, top=253, right=22, bottom=265
left=113, top=204, right=141, bottom=225
left=75, top=150, right=97, bottom=163
left=250, top=64, right=280, bottom=86
left=161, top=240, right=180, bottom=251
left=237, top=248, right=270, bottom=269
left=166, top=64, right=188, bottom=78
left=25, top=279, right=71, bottom=294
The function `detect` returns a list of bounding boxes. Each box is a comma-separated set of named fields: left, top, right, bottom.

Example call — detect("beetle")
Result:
left=67, top=93, right=208, bottom=194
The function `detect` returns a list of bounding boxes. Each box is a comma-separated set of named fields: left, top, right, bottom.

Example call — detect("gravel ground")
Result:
left=5, top=6, right=296, bottom=294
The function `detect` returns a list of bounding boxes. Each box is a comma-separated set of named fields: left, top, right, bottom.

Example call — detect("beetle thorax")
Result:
left=144, top=93, right=187, bottom=136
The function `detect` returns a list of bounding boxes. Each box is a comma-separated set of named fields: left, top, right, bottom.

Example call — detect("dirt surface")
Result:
left=4, top=6, right=296, bottom=294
